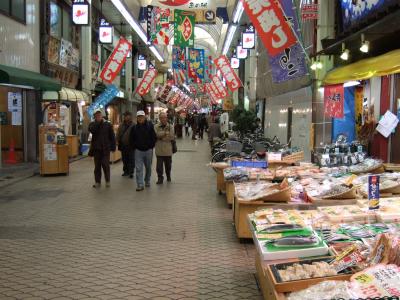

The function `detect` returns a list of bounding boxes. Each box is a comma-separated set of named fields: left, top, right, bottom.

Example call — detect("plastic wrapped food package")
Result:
left=278, top=261, right=337, bottom=282
left=287, top=280, right=351, bottom=300
left=235, top=182, right=283, bottom=201
left=223, top=167, right=249, bottom=181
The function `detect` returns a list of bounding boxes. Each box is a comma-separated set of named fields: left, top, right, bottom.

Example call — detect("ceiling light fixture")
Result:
left=222, top=24, right=237, bottom=55
left=110, top=0, right=164, bottom=62
left=360, top=34, right=369, bottom=53
left=310, top=59, right=323, bottom=71
left=340, top=43, right=349, bottom=60
left=232, top=1, right=244, bottom=24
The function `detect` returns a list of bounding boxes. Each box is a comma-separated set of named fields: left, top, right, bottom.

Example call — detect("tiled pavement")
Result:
left=0, top=137, right=262, bottom=300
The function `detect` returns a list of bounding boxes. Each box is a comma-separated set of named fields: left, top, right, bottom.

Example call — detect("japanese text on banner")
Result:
left=100, top=38, right=132, bottom=83
left=324, top=84, right=344, bottom=119
left=214, top=55, right=242, bottom=92
left=136, top=69, right=158, bottom=96
left=211, top=75, right=228, bottom=98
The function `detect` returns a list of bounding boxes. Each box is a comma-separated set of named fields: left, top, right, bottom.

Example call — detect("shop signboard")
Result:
left=242, top=24, right=255, bottom=49
left=241, top=0, right=297, bottom=56
left=222, top=97, right=234, bottom=111
left=187, top=48, right=205, bottom=80
left=268, top=0, right=308, bottom=83
left=368, top=175, right=380, bottom=210
left=72, top=0, right=89, bottom=25
left=214, top=55, right=242, bottom=92
left=99, top=19, right=113, bottom=44
left=138, top=54, right=147, bottom=70
left=87, top=84, right=119, bottom=116
left=236, top=45, right=248, bottom=59
left=174, top=10, right=195, bottom=47
left=136, top=68, right=158, bottom=96
left=211, top=75, right=228, bottom=99
left=99, top=37, right=132, bottom=84
left=230, top=57, right=240, bottom=69
left=324, top=84, right=344, bottom=119
left=301, top=3, right=318, bottom=20
left=151, top=0, right=215, bottom=10
left=147, top=6, right=171, bottom=45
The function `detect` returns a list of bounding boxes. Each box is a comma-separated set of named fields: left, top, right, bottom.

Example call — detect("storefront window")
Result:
left=62, top=9, right=72, bottom=42
left=0, top=0, right=26, bottom=23
left=50, top=2, right=62, bottom=39
left=101, top=47, right=111, bottom=68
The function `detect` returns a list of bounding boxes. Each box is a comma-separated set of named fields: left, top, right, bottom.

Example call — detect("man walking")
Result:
left=130, top=111, right=156, bottom=191
left=117, top=112, right=134, bottom=178
left=155, top=112, right=175, bottom=184
left=89, top=109, right=116, bottom=188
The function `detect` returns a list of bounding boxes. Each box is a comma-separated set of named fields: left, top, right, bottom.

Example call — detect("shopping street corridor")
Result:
left=0, top=137, right=261, bottom=300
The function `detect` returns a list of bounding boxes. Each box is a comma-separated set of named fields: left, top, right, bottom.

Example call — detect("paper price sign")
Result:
left=268, top=152, right=282, bottom=161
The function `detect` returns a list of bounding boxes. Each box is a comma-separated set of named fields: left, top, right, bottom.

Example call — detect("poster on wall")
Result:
left=174, top=9, right=195, bottom=47
left=324, top=84, right=344, bottom=119
left=12, top=111, right=22, bottom=126
left=69, top=48, right=80, bottom=71
left=147, top=6, right=171, bottom=45
left=241, top=0, right=297, bottom=56
left=8, top=92, right=22, bottom=111
left=47, top=37, right=60, bottom=64
left=268, top=0, right=308, bottom=83
left=44, top=144, right=57, bottom=161
left=59, top=39, right=73, bottom=68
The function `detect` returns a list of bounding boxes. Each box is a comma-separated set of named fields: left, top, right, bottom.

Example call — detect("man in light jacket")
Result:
left=154, top=112, right=175, bottom=184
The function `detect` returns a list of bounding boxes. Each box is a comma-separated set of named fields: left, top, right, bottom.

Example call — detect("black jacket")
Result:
left=129, top=121, right=157, bottom=151
left=89, top=120, right=116, bottom=152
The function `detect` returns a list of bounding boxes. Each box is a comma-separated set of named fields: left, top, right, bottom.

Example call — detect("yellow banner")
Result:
left=355, top=86, right=364, bottom=138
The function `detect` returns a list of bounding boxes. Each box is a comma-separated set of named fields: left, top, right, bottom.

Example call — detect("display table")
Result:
left=66, top=135, right=79, bottom=157
left=210, top=163, right=230, bottom=194
left=226, top=181, right=235, bottom=205
left=255, top=255, right=287, bottom=300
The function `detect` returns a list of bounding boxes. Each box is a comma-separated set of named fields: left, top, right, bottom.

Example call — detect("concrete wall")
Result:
left=0, top=0, right=40, bottom=72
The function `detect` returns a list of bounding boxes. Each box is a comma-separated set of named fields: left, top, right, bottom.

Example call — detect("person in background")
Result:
left=129, top=110, right=157, bottom=192
left=198, top=113, right=208, bottom=140
left=184, top=116, right=190, bottom=137
left=191, top=112, right=199, bottom=140
left=117, top=111, right=134, bottom=178
left=254, top=117, right=264, bottom=136
left=208, top=117, right=222, bottom=148
left=155, top=112, right=175, bottom=184
left=88, top=109, right=116, bottom=188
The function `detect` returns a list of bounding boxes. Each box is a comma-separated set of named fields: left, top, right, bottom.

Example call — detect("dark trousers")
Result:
left=199, top=127, right=205, bottom=139
left=185, top=126, right=189, bottom=136
left=121, top=148, right=135, bottom=175
left=156, top=156, right=172, bottom=180
left=94, top=150, right=110, bottom=183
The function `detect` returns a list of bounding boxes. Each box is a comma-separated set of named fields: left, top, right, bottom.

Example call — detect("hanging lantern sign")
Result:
left=72, top=0, right=89, bottom=25
left=99, top=19, right=113, bottom=44
left=241, top=24, right=255, bottom=49
left=236, top=44, right=248, bottom=59
left=138, top=54, right=147, bottom=70
left=230, top=56, right=240, bottom=69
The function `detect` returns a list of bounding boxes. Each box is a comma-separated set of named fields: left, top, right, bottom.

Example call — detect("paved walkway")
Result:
left=0, top=137, right=261, bottom=300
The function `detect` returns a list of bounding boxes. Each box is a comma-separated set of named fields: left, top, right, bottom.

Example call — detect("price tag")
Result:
left=268, top=152, right=282, bottom=161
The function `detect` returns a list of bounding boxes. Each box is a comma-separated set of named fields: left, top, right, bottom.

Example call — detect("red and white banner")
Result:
left=324, top=84, right=344, bottom=119
left=205, top=83, right=218, bottom=104
left=214, top=55, right=242, bottom=92
left=211, top=75, right=228, bottom=98
left=241, top=0, right=297, bottom=56
left=100, top=38, right=132, bottom=83
left=135, top=68, right=158, bottom=96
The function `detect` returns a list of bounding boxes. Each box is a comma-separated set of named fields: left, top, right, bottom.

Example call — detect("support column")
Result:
left=248, top=48, right=257, bottom=111
left=238, top=61, right=245, bottom=109
left=81, top=17, right=92, bottom=100
left=125, top=35, right=133, bottom=112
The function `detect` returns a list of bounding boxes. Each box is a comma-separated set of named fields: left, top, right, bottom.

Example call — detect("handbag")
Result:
left=171, top=140, right=177, bottom=154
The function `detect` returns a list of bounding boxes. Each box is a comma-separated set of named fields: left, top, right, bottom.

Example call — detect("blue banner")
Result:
left=268, top=0, right=307, bottom=83
left=368, top=175, right=380, bottom=210
left=332, top=87, right=356, bottom=143
left=87, top=84, right=119, bottom=116
left=188, top=48, right=205, bottom=81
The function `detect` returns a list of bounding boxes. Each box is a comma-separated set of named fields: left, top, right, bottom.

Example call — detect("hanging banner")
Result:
left=136, top=68, right=158, bottom=96
left=268, top=0, right=307, bottom=83
left=159, top=84, right=172, bottom=103
left=324, top=84, right=344, bottom=119
left=301, top=3, right=319, bottom=20
left=214, top=55, right=242, bottom=92
left=187, top=48, right=205, bottom=80
left=211, top=75, right=228, bottom=99
left=172, top=46, right=186, bottom=70
left=355, top=86, right=364, bottom=138
left=241, top=0, right=297, bottom=56
left=87, top=84, right=119, bottom=116
left=147, top=6, right=171, bottom=45
left=205, top=83, right=218, bottom=104
left=99, top=37, right=132, bottom=83
left=174, top=9, right=195, bottom=47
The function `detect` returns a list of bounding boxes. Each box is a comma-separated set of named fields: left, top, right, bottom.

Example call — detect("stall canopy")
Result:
left=324, top=49, right=400, bottom=85
left=0, top=64, right=61, bottom=91
left=43, top=87, right=89, bottom=102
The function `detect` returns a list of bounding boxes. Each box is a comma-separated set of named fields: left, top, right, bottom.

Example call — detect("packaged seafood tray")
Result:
left=317, top=205, right=372, bottom=224
left=267, top=257, right=353, bottom=293
left=254, top=230, right=329, bottom=261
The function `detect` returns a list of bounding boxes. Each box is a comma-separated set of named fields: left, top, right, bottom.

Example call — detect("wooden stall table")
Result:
left=255, top=255, right=287, bottom=300
left=66, top=135, right=79, bottom=157
left=210, top=162, right=230, bottom=194
left=225, top=181, right=235, bottom=205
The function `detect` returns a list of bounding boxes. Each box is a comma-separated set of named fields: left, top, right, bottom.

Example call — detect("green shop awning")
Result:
left=0, top=64, right=61, bottom=91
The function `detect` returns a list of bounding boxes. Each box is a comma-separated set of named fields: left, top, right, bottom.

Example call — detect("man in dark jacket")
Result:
left=129, top=110, right=157, bottom=191
left=89, top=109, right=116, bottom=188
left=117, top=111, right=134, bottom=178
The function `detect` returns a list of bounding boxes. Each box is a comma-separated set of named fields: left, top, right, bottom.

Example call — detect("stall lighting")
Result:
left=222, top=24, right=237, bottom=55
left=343, top=80, right=361, bottom=87
left=110, top=0, right=164, bottom=62
left=80, top=100, right=86, bottom=106
left=360, top=34, right=369, bottom=53
left=310, top=60, right=323, bottom=70
left=232, top=0, right=244, bottom=23
left=340, top=43, right=349, bottom=61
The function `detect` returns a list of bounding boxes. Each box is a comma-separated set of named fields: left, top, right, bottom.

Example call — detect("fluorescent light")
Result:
left=343, top=81, right=361, bottom=87
left=183, top=83, right=190, bottom=92
left=232, top=1, right=244, bottom=23
left=340, top=49, right=349, bottom=60
left=149, top=45, right=164, bottom=63
left=222, top=24, right=237, bottom=55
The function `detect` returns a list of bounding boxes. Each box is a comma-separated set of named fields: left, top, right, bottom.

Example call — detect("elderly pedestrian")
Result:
left=155, top=112, right=175, bottom=184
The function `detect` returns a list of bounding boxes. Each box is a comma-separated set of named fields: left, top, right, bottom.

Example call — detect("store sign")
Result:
left=211, top=75, right=228, bottom=99
left=215, top=55, right=242, bottom=92
left=242, top=24, right=255, bottom=49
left=87, top=84, right=119, bottom=116
left=151, top=0, right=215, bottom=10
left=242, top=0, right=297, bottom=56
left=324, top=84, right=344, bottom=119
left=99, top=37, right=132, bottom=84
left=301, top=3, right=319, bottom=20
left=72, top=0, right=89, bottom=25
left=368, top=175, right=380, bottom=210
left=99, top=19, right=113, bottom=44
left=138, top=54, right=147, bottom=70
left=268, top=0, right=307, bottom=83
left=136, top=68, right=158, bottom=96
left=236, top=45, right=248, bottom=59
left=174, top=9, right=195, bottom=47
left=147, top=6, right=171, bottom=45
left=230, top=57, right=240, bottom=69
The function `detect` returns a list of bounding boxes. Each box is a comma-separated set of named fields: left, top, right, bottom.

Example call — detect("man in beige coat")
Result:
left=155, top=112, right=175, bottom=184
